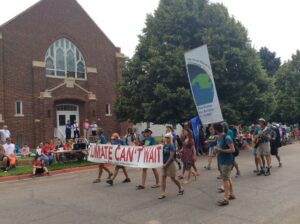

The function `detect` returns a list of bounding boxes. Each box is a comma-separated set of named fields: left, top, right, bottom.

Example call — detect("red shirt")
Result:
left=33, top=160, right=45, bottom=167
left=41, top=145, right=52, bottom=155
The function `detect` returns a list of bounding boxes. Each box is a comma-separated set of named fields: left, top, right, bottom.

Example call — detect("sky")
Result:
left=0, top=0, right=299, bottom=62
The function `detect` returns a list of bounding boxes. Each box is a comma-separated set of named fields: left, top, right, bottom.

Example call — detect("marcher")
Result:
left=124, top=128, right=136, bottom=146
left=93, top=130, right=113, bottom=183
left=214, top=123, right=236, bottom=206
left=204, top=126, right=217, bottom=170
left=255, top=118, right=272, bottom=176
left=181, top=128, right=197, bottom=184
left=270, top=125, right=282, bottom=167
left=106, top=133, right=131, bottom=186
left=158, top=133, right=184, bottom=199
left=136, top=129, right=160, bottom=190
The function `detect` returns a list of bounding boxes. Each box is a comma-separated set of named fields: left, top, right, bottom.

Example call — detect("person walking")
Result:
left=93, top=130, right=113, bottom=183
left=204, top=126, right=217, bottom=170
left=158, top=133, right=184, bottom=199
left=136, top=129, right=160, bottom=190
left=270, top=125, right=282, bottom=167
left=181, top=128, right=197, bottom=184
left=106, top=133, right=131, bottom=186
left=214, top=123, right=236, bottom=206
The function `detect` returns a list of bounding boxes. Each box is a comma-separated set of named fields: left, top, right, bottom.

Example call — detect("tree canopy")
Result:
left=115, top=0, right=275, bottom=125
left=259, top=47, right=281, bottom=77
left=273, top=50, right=300, bottom=124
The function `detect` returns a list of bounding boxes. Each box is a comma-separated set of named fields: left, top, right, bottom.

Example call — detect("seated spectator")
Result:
left=2, top=138, right=17, bottom=170
left=40, top=142, right=54, bottom=165
left=32, top=156, right=51, bottom=177
left=17, top=144, right=31, bottom=157
left=0, top=145, right=8, bottom=171
left=35, top=142, right=43, bottom=157
left=63, top=139, right=73, bottom=150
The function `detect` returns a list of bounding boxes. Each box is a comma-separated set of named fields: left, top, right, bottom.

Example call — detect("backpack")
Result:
left=222, top=135, right=238, bottom=157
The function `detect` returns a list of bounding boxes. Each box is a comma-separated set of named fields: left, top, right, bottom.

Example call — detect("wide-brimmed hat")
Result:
left=111, top=133, right=120, bottom=140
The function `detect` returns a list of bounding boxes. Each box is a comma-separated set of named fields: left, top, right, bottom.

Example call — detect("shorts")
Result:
left=36, top=168, right=44, bottom=174
left=220, top=164, right=233, bottom=181
left=252, top=148, right=257, bottom=156
left=208, top=147, right=215, bottom=157
left=257, top=142, right=271, bottom=156
left=115, top=165, right=124, bottom=169
left=183, top=162, right=192, bottom=170
left=162, top=162, right=177, bottom=177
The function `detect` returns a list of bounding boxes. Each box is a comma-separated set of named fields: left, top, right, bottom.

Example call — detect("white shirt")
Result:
left=1, top=129, right=11, bottom=139
left=90, top=124, right=98, bottom=131
left=73, top=123, right=79, bottom=131
left=3, top=143, right=15, bottom=156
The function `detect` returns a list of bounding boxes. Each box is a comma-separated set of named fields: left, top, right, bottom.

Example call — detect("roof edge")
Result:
left=0, top=0, right=43, bottom=28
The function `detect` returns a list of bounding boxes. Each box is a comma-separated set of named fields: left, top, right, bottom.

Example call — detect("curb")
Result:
left=0, top=164, right=99, bottom=183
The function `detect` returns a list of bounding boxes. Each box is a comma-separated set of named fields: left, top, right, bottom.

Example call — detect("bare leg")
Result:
left=111, top=167, right=119, bottom=181
left=170, top=176, right=182, bottom=191
left=152, top=168, right=160, bottom=185
left=192, top=162, right=199, bottom=176
left=261, top=155, right=266, bottom=168
left=141, top=168, right=147, bottom=187
left=207, top=156, right=213, bottom=168
left=32, top=167, right=36, bottom=175
left=121, top=167, right=129, bottom=179
left=184, top=169, right=191, bottom=184
left=160, top=175, right=167, bottom=196
left=254, top=157, right=259, bottom=171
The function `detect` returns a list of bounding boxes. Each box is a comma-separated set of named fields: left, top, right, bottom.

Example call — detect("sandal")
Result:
left=151, top=184, right=160, bottom=188
left=136, top=185, right=145, bottom=190
left=217, top=199, right=229, bottom=206
left=93, top=179, right=101, bottom=183
left=229, top=195, right=236, bottom=200
left=177, top=188, right=184, bottom=195
left=158, top=195, right=166, bottom=199
left=107, top=173, right=113, bottom=179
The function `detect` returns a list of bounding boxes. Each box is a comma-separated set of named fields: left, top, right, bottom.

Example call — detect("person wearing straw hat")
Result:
left=106, top=133, right=131, bottom=186
left=158, top=133, right=184, bottom=199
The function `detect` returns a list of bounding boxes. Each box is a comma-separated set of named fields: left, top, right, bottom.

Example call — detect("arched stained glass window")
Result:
left=45, top=38, right=86, bottom=79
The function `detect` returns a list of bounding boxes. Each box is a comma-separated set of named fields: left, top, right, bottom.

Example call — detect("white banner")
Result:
left=184, top=45, right=223, bottom=124
left=88, top=144, right=163, bottom=168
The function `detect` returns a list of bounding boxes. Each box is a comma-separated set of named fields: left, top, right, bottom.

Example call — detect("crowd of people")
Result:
left=0, top=117, right=298, bottom=206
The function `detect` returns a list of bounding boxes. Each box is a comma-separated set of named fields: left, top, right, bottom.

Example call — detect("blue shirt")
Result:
left=111, top=139, right=126, bottom=145
left=98, top=135, right=107, bottom=144
left=65, top=123, right=72, bottom=133
left=217, top=134, right=234, bottom=165
left=143, top=137, right=156, bottom=146
left=163, top=144, right=175, bottom=164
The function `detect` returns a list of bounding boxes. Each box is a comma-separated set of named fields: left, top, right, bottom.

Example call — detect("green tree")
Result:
left=259, top=47, right=281, bottom=77
left=115, top=0, right=274, bottom=124
left=273, top=51, right=300, bottom=124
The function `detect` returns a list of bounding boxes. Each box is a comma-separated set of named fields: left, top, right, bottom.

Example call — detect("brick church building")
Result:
left=0, top=0, right=125, bottom=147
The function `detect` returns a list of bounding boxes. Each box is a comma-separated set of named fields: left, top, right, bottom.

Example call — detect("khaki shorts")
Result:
left=162, top=162, right=177, bottom=177
left=220, top=165, right=233, bottom=181
left=257, top=142, right=271, bottom=156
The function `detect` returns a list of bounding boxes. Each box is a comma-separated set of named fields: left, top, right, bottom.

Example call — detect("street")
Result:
left=0, top=143, right=300, bottom=224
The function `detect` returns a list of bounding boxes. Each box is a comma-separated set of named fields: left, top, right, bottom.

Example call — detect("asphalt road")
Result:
left=1, top=143, right=300, bottom=224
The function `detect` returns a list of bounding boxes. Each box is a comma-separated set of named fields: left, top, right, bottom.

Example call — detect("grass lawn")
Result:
left=0, top=161, right=95, bottom=177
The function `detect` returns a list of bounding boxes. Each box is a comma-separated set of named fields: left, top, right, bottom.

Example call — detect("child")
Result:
left=32, top=156, right=51, bottom=177
left=17, top=144, right=30, bottom=157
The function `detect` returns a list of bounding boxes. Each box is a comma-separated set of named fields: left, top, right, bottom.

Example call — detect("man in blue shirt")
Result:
left=214, top=123, right=236, bottom=206
left=136, top=129, right=160, bottom=190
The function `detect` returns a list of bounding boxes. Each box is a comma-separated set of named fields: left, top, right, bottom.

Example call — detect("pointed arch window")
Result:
left=45, top=38, right=86, bottom=79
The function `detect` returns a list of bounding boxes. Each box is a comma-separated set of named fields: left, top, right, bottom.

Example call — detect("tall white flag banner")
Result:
left=88, top=144, right=163, bottom=168
left=184, top=45, right=223, bottom=124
